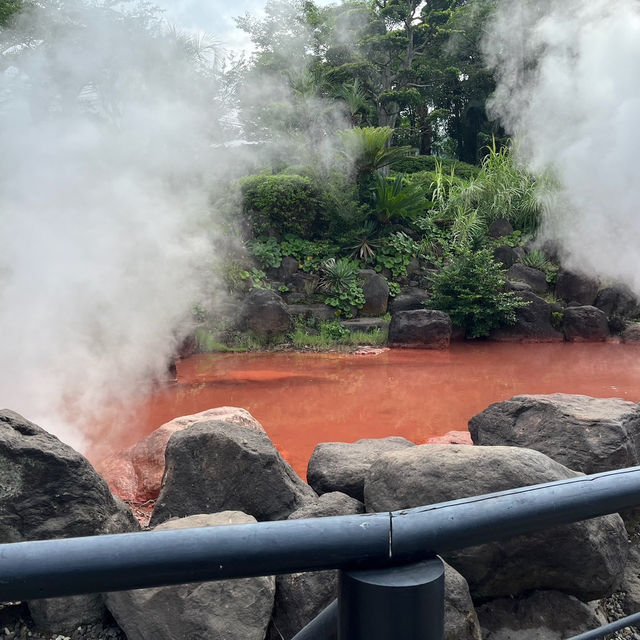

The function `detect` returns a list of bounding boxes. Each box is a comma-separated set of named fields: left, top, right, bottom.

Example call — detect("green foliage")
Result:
left=249, top=237, right=282, bottom=269
left=289, top=319, right=387, bottom=349
left=245, top=267, right=271, bottom=290
left=490, top=230, right=523, bottom=248
left=195, top=329, right=244, bottom=353
left=224, top=266, right=271, bottom=292
left=521, top=250, right=559, bottom=284
left=319, top=258, right=365, bottom=317
left=321, top=320, right=351, bottom=341
left=281, top=234, right=339, bottom=272
left=392, top=156, right=480, bottom=180
left=372, top=174, right=428, bottom=224
left=521, top=249, right=552, bottom=272
left=551, top=311, right=564, bottom=330
left=241, top=173, right=321, bottom=237
left=0, top=0, right=21, bottom=26
left=387, top=280, right=402, bottom=297
left=414, top=215, right=449, bottom=267
left=338, top=127, right=414, bottom=176
left=444, top=143, right=553, bottom=234
left=376, top=231, right=419, bottom=278
left=428, top=248, right=529, bottom=338
left=347, top=221, right=379, bottom=264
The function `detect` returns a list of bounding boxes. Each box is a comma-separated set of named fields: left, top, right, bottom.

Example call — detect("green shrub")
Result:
left=521, top=249, right=551, bottom=271
left=241, top=174, right=321, bottom=238
left=319, top=258, right=365, bottom=317
left=372, top=174, right=429, bottom=224
left=521, top=249, right=559, bottom=284
left=281, top=235, right=339, bottom=272
left=376, top=232, right=419, bottom=278
left=391, top=156, right=480, bottom=181
left=249, top=237, right=282, bottom=269
left=428, top=248, right=529, bottom=338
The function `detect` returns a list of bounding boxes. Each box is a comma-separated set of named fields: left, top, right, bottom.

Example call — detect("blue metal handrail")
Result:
left=2, top=465, right=640, bottom=639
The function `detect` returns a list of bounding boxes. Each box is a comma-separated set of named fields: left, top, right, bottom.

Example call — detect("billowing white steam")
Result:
left=0, top=1, right=227, bottom=448
left=484, top=0, right=640, bottom=292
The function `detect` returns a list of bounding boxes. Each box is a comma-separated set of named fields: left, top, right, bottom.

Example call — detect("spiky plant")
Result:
left=521, top=249, right=552, bottom=272
left=372, top=173, right=428, bottom=224
left=338, top=127, right=414, bottom=176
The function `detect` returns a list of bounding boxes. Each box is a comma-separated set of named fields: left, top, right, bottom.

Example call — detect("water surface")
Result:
left=88, top=342, right=640, bottom=478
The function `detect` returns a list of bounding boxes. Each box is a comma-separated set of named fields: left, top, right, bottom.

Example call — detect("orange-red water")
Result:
left=87, top=342, right=640, bottom=478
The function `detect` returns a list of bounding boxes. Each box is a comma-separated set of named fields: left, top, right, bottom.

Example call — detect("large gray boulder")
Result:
left=562, top=305, right=609, bottom=341
left=469, top=394, right=640, bottom=475
left=490, top=291, right=563, bottom=342
left=388, top=309, right=452, bottom=348
left=269, top=488, right=480, bottom=640
left=268, top=492, right=364, bottom=640
left=0, top=410, right=139, bottom=632
left=507, top=264, right=547, bottom=294
left=106, top=513, right=275, bottom=640
left=307, top=437, right=415, bottom=501
left=594, top=284, right=639, bottom=318
left=239, top=289, right=291, bottom=336
left=476, top=590, right=606, bottom=640
left=389, top=288, right=429, bottom=314
left=359, top=269, right=389, bottom=316
left=365, top=445, right=627, bottom=601
left=488, top=218, right=514, bottom=238
left=555, top=270, right=599, bottom=305
left=150, top=421, right=316, bottom=526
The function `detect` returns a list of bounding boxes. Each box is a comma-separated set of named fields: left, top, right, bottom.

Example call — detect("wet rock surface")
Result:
left=0, top=410, right=139, bottom=633
left=365, top=444, right=628, bottom=601
left=96, top=407, right=263, bottom=504
left=556, top=270, right=599, bottom=306
left=388, top=309, right=452, bottom=348
left=469, top=393, right=640, bottom=474
left=476, top=590, right=606, bottom=639
left=267, top=492, right=364, bottom=640
left=490, top=291, right=563, bottom=342
left=562, top=305, right=609, bottom=341
left=150, top=420, right=316, bottom=525
left=307, top=436, right=415, bottom=501
left=106, top=513, right=275, bottom=640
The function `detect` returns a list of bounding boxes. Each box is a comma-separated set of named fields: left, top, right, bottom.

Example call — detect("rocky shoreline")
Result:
left=3, top=394, right=640, bottom=639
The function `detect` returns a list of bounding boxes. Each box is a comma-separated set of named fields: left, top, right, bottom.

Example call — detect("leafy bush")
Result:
left=241, top=174, right=321, bottom=237
left=338, top=127, right=414, bottom=176
left=428, top=248, right=529, bottom=338
left=376, top=232, right=419, bottom=278
left=281, top=235, right=339, bottom=272
left=372, top=174, right=428, bottom=224
left=391, top=155, right=480, bottom=181
left=319, top=258, right=365, bottom=317
left=249, top=237, right=282, bottom=269
left=442, top=144, right=554, bottom=234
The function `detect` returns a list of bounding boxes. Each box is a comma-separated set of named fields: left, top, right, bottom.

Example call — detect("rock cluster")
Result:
left=3, top=397, right=640, bottom=639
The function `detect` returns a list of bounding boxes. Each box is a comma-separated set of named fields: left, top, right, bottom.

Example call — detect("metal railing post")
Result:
left=338, top=557, right=445, bottom=640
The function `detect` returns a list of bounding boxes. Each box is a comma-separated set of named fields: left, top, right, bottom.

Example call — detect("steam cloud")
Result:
left=484, top=0, right=640, bottom=292
left=0, top=1, right=229, bottom=450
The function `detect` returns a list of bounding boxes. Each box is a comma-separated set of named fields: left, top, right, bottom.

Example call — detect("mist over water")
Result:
left=0, top=1, right=229, bottom=448
left=484, top=0, right=640, bottom=292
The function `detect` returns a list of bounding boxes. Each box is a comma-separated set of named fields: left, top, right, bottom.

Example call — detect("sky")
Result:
left=150, top=0, right=336, bottom=56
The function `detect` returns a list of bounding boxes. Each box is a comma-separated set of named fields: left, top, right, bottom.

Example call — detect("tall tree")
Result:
left=0, top=0, right=22, bottom=27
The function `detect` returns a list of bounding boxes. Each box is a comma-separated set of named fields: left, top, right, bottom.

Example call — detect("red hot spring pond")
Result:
left=87, top=342, right=640, bottom=478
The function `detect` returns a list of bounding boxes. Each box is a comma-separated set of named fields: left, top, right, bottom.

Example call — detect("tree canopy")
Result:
left=235, top=0, right=500, bottom=164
